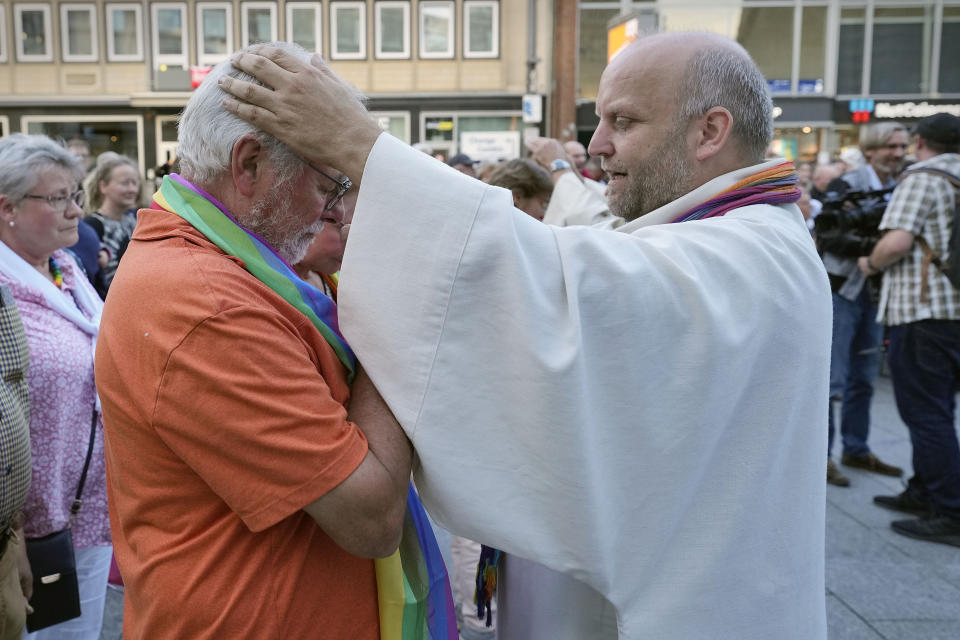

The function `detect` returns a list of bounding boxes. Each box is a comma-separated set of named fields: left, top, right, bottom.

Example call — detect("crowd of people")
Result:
left=0, top=30, right=958, bottom=640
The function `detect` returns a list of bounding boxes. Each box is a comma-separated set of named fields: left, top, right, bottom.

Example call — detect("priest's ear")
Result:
left=230, top=134, right=271, bottom=197
left=692, top=106, right=734, bottom=162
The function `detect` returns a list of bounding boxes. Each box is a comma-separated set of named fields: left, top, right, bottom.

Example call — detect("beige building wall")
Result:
left=0, top=0, right=547, bottom=101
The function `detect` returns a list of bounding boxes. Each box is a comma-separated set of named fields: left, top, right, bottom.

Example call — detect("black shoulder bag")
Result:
left=25, top=409, right=98, bottom=632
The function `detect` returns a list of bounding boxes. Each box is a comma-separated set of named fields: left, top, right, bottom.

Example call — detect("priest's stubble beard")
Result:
left=244, top=180, right=324, bottom=264
left=610, top=119, right=694, bottom=222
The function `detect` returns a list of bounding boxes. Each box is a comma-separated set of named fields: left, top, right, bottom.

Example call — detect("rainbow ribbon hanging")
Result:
left=671, top=161, right=801, bottom=223
left=152, top=175, right=456, bottom=639
left=375, top=485, right=457, bottom=640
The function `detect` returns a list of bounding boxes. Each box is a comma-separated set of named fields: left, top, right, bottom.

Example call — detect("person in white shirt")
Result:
left=220, top=31, right=831, bottom=639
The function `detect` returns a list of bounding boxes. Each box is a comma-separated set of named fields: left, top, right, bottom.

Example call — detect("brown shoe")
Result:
left=841, top=453, right=903, bottom=477
left=827, top=460, right=850, bottom=487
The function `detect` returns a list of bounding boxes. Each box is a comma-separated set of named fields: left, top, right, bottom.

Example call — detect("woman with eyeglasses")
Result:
left=0, top=134, right=112, bottom=639
left=83, top=152, right=142, bottom=292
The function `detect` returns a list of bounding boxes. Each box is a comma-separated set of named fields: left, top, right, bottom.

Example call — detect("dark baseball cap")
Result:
left=914, top=113, right=960, bottom=146
left=448, top=153, right=478, bottom=167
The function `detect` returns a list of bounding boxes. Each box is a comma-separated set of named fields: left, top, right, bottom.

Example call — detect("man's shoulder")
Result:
left=105, top=214, right=287, bottom=346
left=909, top=153, right=960, bottom=178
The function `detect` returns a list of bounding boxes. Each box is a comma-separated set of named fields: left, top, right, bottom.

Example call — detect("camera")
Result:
left=814, top=187, right=894, bottom=258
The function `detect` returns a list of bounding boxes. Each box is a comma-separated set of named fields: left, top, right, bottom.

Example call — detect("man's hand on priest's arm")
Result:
left=302, top=367, right=412, bottom=559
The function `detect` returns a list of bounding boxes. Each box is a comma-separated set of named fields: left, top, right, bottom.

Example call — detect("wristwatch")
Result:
left=549, top=159, right=571, bottom=173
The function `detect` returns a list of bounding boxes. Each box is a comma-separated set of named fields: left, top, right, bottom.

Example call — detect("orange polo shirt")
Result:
left=96, top=208, right=378, bottom=639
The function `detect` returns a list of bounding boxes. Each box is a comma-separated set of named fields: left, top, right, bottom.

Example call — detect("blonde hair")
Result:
left=84, top=151, right=139, bottom=213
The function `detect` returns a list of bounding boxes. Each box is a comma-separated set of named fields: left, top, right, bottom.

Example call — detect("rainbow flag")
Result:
left=375, top=485, right=458, bottom=640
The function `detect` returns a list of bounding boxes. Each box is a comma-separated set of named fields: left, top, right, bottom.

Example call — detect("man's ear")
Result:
left=693, top=106, right=734, bottom=162
left=231, top=134, right=268, bottom=197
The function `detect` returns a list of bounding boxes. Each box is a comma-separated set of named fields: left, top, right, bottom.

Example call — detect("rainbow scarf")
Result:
left=152, top=175, right=356, bottom=379
left=153, top=175, right=456, bottom=640
left=671, top=161, right=801, bottom=223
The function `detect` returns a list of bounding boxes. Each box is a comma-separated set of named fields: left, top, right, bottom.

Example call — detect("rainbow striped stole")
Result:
left=152, top=175, right=356, bottom=379
left=671, top=161, right=801, bottom=223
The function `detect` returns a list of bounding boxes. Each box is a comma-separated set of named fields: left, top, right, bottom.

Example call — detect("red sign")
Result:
left=190, top=66, right=212, bottom=89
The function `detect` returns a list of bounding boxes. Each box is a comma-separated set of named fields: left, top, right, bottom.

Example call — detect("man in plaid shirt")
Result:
left=860, top=113, right=960, bottom=547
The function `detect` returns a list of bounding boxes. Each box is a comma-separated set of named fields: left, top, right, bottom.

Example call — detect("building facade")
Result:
left=570, top=0, right=960, bottom=162
left=0, top=0, right=555, bottom=176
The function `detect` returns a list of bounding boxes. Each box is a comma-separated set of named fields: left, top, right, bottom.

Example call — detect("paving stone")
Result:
left=827, top=559, right=960, bottom=621
left=826, top=594, right=886, bottom=640
left=871, top=620, right=960, bottom=640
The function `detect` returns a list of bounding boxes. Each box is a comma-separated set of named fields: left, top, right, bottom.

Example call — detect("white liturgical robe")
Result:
left=339, top=133, right=831, bottom=640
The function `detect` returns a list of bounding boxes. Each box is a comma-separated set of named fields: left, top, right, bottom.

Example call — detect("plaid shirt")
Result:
left=877, top=153, right=960, bottom=325
left=0, top=285, right=32, bottom=531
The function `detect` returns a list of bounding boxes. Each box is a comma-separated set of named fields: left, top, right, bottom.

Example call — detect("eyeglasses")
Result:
left=22, top=189, right=84, bottom=213
left=306, top=164, right=352, bottom=212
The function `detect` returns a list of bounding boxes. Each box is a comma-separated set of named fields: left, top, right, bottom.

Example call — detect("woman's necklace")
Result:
left=48, top=256, right=63, bottom=289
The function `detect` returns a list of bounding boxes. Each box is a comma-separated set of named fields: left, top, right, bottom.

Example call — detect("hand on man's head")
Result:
left=525, top=137, right=573, bottom=170
left=220, top=44, right=381, bottom=184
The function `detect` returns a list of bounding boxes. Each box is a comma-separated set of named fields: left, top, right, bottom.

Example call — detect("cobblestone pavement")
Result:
left=827, top=375, right=960, bottom=639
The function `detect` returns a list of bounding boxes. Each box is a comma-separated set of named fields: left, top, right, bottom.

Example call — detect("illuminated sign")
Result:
left=873, top=101, right=960, bottom=119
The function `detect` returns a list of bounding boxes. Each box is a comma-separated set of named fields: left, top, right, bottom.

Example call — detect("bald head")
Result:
left=564, top=141, right=587, bottom=169
left=611, top=33, right=773, bottom=164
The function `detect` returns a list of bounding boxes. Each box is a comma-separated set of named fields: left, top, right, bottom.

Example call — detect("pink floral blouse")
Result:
left=0, top=250, right=110, bottom=548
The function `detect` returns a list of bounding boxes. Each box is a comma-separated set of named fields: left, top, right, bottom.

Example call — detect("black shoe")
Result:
left=873, top=490, right=932, bottom=516
left=891, top=515, right=960, bottom=548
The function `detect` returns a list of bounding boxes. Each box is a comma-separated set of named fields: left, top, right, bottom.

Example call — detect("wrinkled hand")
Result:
left=219, top=45, right=381, bottom=184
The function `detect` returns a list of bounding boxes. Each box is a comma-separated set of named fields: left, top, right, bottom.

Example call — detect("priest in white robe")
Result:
left=221, top=31, right=831, bottom=640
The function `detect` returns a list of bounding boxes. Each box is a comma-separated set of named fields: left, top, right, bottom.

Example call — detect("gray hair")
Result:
left=676, top=40, right=773, bottom=163
left=0, top=134, right=85, bottom=202
left=859, top=122, right=907, bottom=153
left=84, top=151, right=140, bottom=213
left=177, top=41, right=309, bottom=187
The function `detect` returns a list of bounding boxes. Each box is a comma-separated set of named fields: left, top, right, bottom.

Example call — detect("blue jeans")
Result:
left=828, top=288, right=883, bottom=458
left=887, top=320, right=960, bottom=518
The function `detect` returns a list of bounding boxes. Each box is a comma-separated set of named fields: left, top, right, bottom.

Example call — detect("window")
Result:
left=375, top=1, right=409, bottom=59
left=0, top=5, right=10, bottom=62
left=871, top=6, right=934, bottom=94
left=0, top=117, right=9, bottom=137
left=836, top=7, right=864, bottom=95
left=463, top=0, right=498, bottom=58
left=107, top=3, right=143, bottom=61
left=286, top=3, right=322, bottom=53
left=419, top=1, right=453, bottom=59
left=152, top=3, right=188, bottom=70
left=60, top=4, right=98, bottom=62
left=941, top=7, right=960, bottom=93
left=22, top=115, right=145, bottom=173
left=330, top=1, right=366, bottom=60
left=197, top=3, right=233, bottom=66
left=798, top=5, right=827, bottom=94
left=371, top=111, right=411, bottom=143
left=14, top=3, right=53, bottom=62
left=242, top=2, right=278, bottom=47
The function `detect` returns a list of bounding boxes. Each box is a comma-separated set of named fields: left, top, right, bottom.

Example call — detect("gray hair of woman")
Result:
left=0, top=134, right=85, bottom=202
left=83, top=151, right=140, bottom=214
left=486, top=159, right=553, bottom=198
left=177, top=41, right=315, bottom=188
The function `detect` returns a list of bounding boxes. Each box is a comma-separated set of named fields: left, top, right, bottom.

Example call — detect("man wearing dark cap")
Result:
left=447, top=153, right=478, bottom=178
left=859, top=112, right=960, bottom=547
